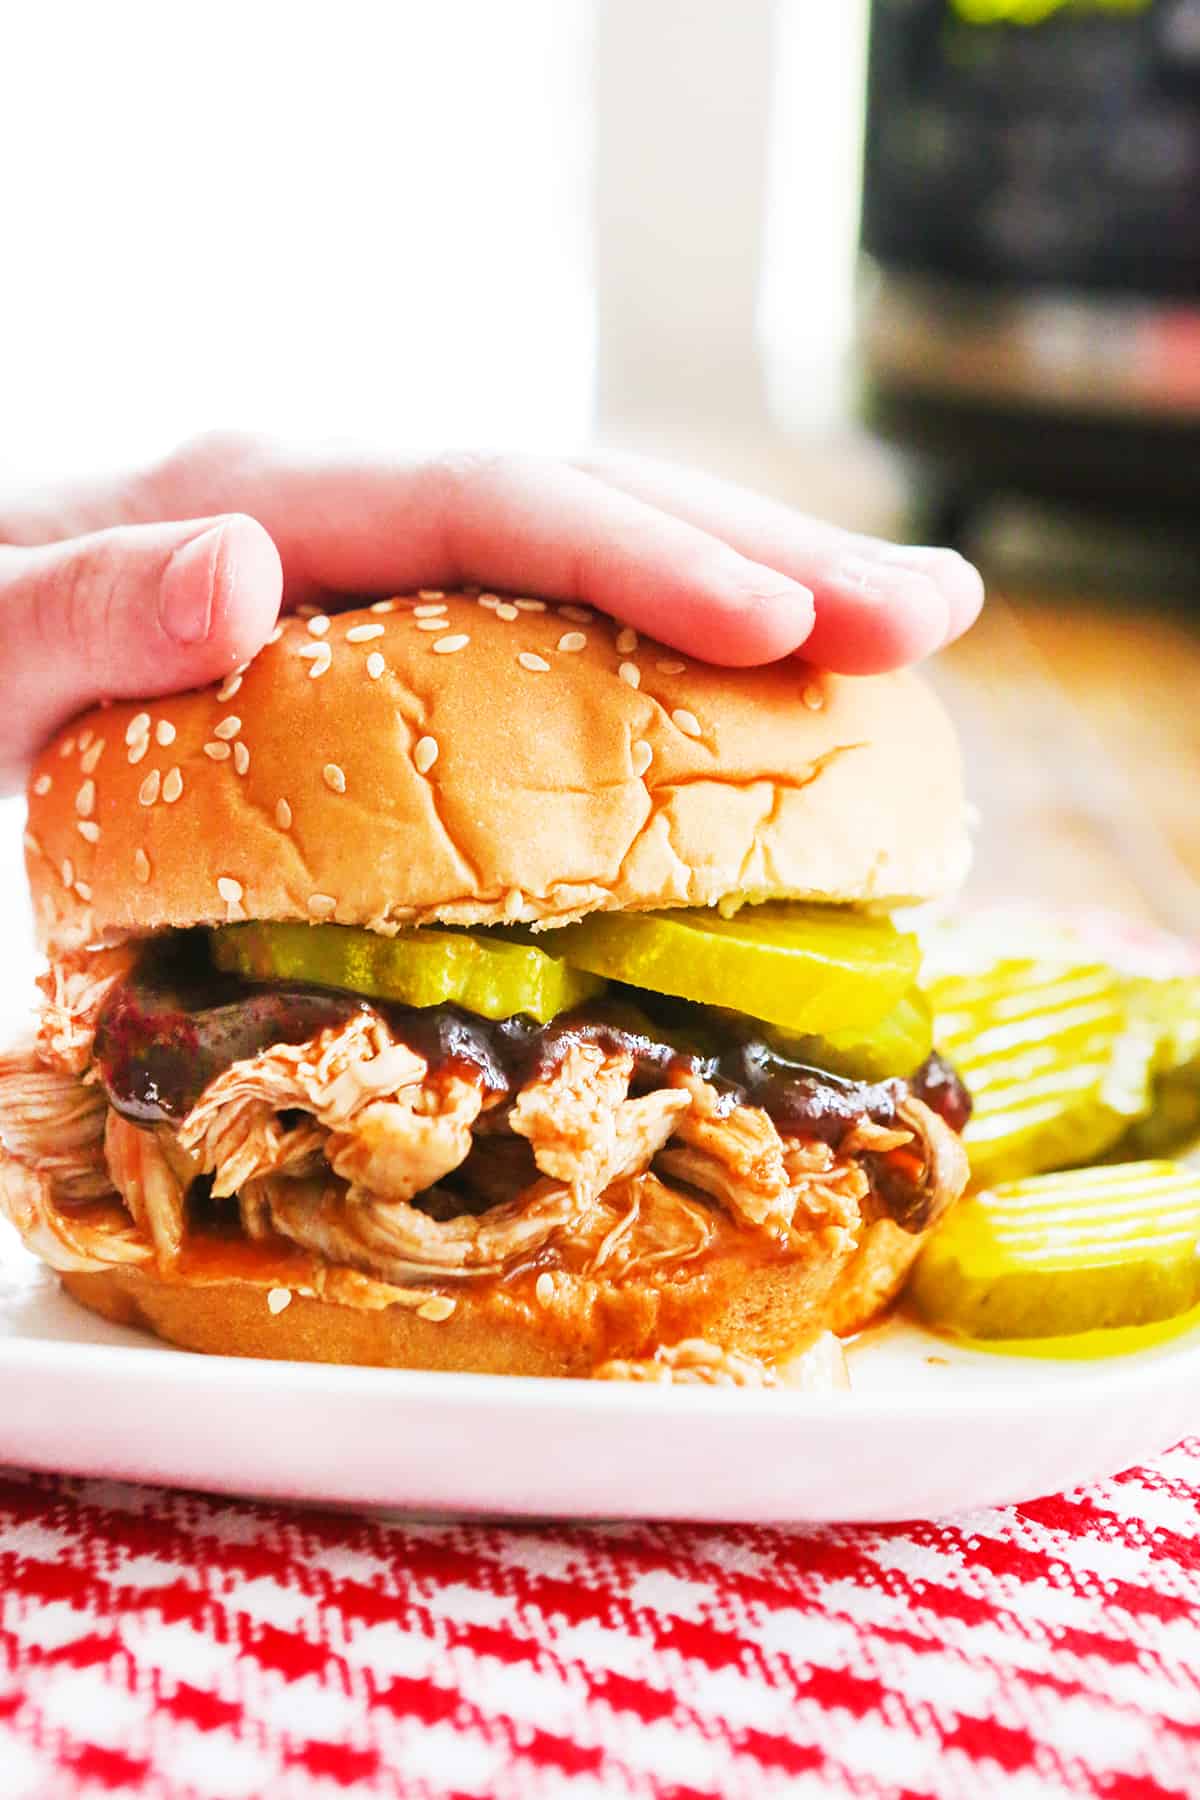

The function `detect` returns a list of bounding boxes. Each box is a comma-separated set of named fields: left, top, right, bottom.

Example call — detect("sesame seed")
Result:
left=78, top=729, right=94, bottom=752
left=417, top=1295, right=456, bottom=1323
left=495, top=602, right=519, bottom=621
left=216, top=877, right=243, bottom=905
left=616, top=626, right=639, bottom=655
left=369, top=599, right=397, bottom=614
left=307, top=615, right=331, bottom=637
left=414, top=603, right=448, bottom=619
left=557, top=631, right=587, bottom=653
left=125, top=713, right=151, bottom=746
left=366, top=652, right=386, bottom=680
left=296, top=603, right=319, bottom=618
left=203, top=741, right=231, bottom=762
left=76, top=821, right=101, bottom=844
left=346, top=622, right=385, bottom=643
left=60, top=858, right=74, bottom=889
left=417, top=589, right=445, bottom=601
left=672, top=708, right=703, bottom=738
left=155, top=720, right=176, bottom=747
left=297, top=641, right=327, bottom=660
left=80, top=739, right=105, bottom=774
left=32, top=774, right=51, bottom=796
left=75, top=780, right=95, bottom=818
left=535, top=1272, right=555, bottom=1308
left=559, top=605, right=593, bottom=624
left=214, top=715, right=241, bottom=741
left=415, top=617, right=448, bottom=631
left=267, top=1287, right=292, bottom=1315
left=307, top=893, right=337, bottom=918
left=74, top=880, right=92, bottom=902
left=307, top=644, right=332, bottom=678
left=518, top=652, right=550, bottom=673
left=59, top=737, right=76, bottom=759
left=22, top=832, right=40, bottom=856
left=632, top=740, right=653, bottom=777
left=803, top=684, right=824, bottom=711
left=138, top=770, right=161, bottom=807
left=134, top=848, right=151, bottom=884
left=267, top=623, right=285, bottom=643
left=413, top=736, right=439, bottom=774
left=478, top=592, right=499, bottom=605
left=127, top=739, right=149, bottom=766
left=618, top=662, right=641, bottom=690
left=162, top=767, right=183, bottom=804
left=657, top=660, right=686, bottom=675
left=323, top=763, right=347, bottom=794
left=514, top=598, right=546, bottom=612
left=275, top=798, right=292, bottom=830
left=433, top=634, right=469, bottom=655
left=233, top=741, right=250, bottom=776
left=216, top=672, right=243, bottom=703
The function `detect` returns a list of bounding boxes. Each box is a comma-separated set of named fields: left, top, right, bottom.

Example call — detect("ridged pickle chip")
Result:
left=910, top=1161, right=1200, bottom=1339
left=211, top=921, right=604, bottom=1023
left=926, top=956, right=1159, bottom=1184
left=546, top=903, right=921, bottom=1035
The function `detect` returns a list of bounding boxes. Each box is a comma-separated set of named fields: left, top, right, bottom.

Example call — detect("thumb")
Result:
left=1, top=514, right=282, bottom=793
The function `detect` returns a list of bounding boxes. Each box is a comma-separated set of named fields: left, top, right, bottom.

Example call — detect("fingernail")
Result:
left=159, top=525, right=224, bottom=644
left=876, top=542, right=985, bottom=603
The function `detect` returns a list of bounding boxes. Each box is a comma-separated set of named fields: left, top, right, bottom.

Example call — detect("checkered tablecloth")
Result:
left=1, top=1443, right=1198, bottom=1800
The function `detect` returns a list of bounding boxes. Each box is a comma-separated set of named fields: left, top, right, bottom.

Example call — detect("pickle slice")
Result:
left=927, top=957, right=1156, bottom=1184
left=211, top=921, right=604, bottom=1023
left=547, top=903, right=920, bottom=1035
left=910, top=1161, right=1200, bottom=1340
left=763, top=986, right=934, bottom=1081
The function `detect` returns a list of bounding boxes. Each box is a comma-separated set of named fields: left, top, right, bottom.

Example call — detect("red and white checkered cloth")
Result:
left=1, top=1445, right=1198, bottom=1800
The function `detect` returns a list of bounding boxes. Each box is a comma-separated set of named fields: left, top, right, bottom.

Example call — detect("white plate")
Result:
left=1, top=1223, right=1198, bottom=1521
left=2, top=888, right=1198, bottom=1522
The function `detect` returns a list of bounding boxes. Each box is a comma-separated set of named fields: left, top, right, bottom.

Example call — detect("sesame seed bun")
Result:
left=23, top=593, right=970, bottom=957
left=58, top=1217, right=920, bottom=1375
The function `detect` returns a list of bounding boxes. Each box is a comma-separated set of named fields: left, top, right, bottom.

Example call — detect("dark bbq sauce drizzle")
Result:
left=95, top=935, right=971, bottom=1149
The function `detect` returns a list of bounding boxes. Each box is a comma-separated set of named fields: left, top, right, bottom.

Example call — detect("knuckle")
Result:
left=137, top=427, right=271, bottom=518
left=418, top=448, right=539, bottom=510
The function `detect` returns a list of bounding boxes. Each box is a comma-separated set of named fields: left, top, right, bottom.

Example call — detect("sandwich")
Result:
left=0, top=591, right=973, bottom=1383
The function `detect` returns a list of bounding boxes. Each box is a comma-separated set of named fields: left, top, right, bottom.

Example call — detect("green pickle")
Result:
left=547, top=902, right=920, bottom=1036
left=211, top=921, right=604, bottom=1024
left=910, top=1161, right=1200, bottom=1340
left=764, top=987, right=933, bottom=1082
left=926, top=956, right=1159, bottom=1184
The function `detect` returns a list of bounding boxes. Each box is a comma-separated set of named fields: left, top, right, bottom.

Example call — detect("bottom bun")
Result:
left=60, top=1219, right=923, bottom=1375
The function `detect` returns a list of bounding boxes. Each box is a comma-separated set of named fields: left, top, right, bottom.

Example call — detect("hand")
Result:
left=0, top=433, right=983, bottom=794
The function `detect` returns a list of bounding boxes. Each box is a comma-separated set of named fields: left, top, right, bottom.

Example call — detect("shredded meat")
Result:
left=510, top=1043, right=689, bottom=1205
left=871, top=1095, right=970, bottom=1233
left=179, top=1014, right=431, bottom=1195
left=661, top=1075, right=795, bottom=1237
left=35, top=946, right=136, bottom=1075
left=0, top=1156, right=151, bottom=1273
left=0, top=1046, right=111, bottom=1201
left=593, top=1339, right=783, bottom=1387
left=578, top=1172, right=717, bottom=1277
left=327, top=1075, right=485, bottom=1201
left=594, top=1330, right=851, bottom=1390
left=242, top=1170, right=580, bottom=1281
left=104, top=1113, right=186, bottom=1266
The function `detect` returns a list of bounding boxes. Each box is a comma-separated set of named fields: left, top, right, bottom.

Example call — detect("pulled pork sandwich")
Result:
left=0, top=592, right=973, bottom=1382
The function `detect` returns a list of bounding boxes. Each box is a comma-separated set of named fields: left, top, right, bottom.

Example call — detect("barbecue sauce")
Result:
left=94, top=936, right=971, bottom=1150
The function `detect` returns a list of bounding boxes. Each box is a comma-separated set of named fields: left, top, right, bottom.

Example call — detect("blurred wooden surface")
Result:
left=930, top=595, right=1200, bottom=936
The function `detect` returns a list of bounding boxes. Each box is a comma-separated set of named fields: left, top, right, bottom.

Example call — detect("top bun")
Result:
left=24, top=593, right=970, bottom=955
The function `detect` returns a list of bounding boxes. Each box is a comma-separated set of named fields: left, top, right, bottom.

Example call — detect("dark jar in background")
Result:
left=857, top=0, right=1200, bottom=532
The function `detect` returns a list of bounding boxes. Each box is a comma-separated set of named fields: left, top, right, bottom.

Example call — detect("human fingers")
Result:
left=574, top=451, right=985, bottom=673
left=0, top=514, right=281, bottom=793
